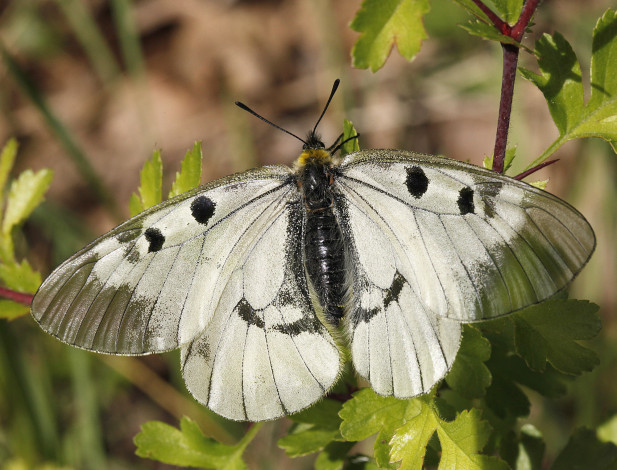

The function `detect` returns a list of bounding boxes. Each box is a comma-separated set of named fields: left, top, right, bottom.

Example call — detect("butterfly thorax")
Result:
left=297, top=146, right=347, bottom=326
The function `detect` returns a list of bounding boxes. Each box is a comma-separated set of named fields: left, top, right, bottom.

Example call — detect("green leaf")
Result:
left=460, top=20, right=530, bottom=50
left=0, top=259, right=41, bottom=293
left=279, top=426, right=341, bottom=457
left=341, top=120, right=360, bottom=157
left=0, top=138, right=18, bottom=207
left=528, top=179, right=548, bottom=190
left=289, top=398, right=343, bottom=428
left=350, top=0, right=430, bottom=72
left=0, top=299, right=29, bottom=319
left=279, top=399, right=343, bottom=457
left=128, top=192, right=144, bottom=217
left=135, top=417, right=258, bottom=469
left=551, top=428, right=617, bottom=470
left=598, top=414, right=617, bottom=445
left=390, top=405, right=509, bottom=469
left=520, top=10, right=617, bottom=167
left=340, top=389, right=423, bottom=468
left=513, top=300, right=600, bottom=375
left=2, top=169, right=53, bottom=236
left=446, top=325, right=492, bottom=399
left=315, top=441, right=356, bottom=470
left=449, top=0, right=494, bottom=24
left=131, top=149, right=163, bottom=213
left=483, top=147, right=517, bottom=173
left=169, top=142, right=203, bottom=198
left=492, top=0, right=525, bottom=25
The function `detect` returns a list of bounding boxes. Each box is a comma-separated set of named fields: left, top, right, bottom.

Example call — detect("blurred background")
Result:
left=0, top=0, right=614, bottom=468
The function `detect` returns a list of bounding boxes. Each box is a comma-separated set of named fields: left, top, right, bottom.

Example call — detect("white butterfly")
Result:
left=31, top=81, right=595, bottom=421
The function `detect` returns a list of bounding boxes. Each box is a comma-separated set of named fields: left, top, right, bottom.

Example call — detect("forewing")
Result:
left=32, top=166, right=291, bottom=354
left=335, top=149, right=594, bottom=398
left=337, top=149, right=594, bottom=322
left=181, top=205, right=341, bottom=421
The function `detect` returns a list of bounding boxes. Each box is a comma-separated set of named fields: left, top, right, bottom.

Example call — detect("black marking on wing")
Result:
left=191, top=195, right=216, bottom=224
left=144, top=227, right=165, bottom=252
left=196, top=340, right=211, bottom=362
left=236, top=298, right=265, bottom=329
left=116, top=228, right=142, bottom=244
left=477, top=182, right=502, bottom=218
left=457, top=187, right=475, bottom=215
left=405, top=166, right=429, bottom=198
left=384, top=272, right=405, bottom=309
left=272, top=316, right=323, bottom=336
left=351, top=306, right=379, bottom=327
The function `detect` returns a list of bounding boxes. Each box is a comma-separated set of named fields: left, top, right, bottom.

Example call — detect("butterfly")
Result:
left=31, top=80, right=595, bottom=421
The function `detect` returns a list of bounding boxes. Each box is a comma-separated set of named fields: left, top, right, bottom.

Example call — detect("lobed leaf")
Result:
left=0, top=259, right=41, bottom=293
left=445, top=325, right=492, bottom=399
left=134, top=417, right=250, bottom=469
left=340, top=389, right=423, bottom=468
left=314, top=441, right=356, bottom=470
left=551, top=428, right=617, bottom=470
left=280, top=399, right=343, bottom=457
left=0, top=138, right=18, bottom=208
left=2, top=169, right=53, bottom=236
left=520, top=10, right=617, bottom=167
left=169, top=142, right=203, bottom=198
left=513, top=300, right=600, bottom=375
left=390, top=404, right=509, bottom=469
left=131, top=149, right=163, bottom=215
left=350, top=0, right=430, bottom=72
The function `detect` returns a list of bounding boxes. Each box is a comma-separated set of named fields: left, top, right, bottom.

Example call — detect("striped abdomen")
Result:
left=304, top=206, right=346, bottom=324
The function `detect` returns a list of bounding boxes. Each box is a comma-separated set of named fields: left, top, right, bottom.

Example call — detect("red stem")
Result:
left=514, top=159, right=559, bottom=180
left=0, top=287, right=33, bottom=306
left=512, top=0, right=540, bottom=40
left=492, top=44, right=519, bottom=174
left=470, top=0, right=509, bottom=33
left=478, top=0, right=540, bottom=174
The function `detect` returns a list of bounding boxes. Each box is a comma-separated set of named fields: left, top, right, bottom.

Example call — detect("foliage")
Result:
left=0, top=139, right=52, bottom=319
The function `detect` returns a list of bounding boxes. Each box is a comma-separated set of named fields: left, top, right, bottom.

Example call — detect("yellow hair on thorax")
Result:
left=295, top=148, right=333, bottom=170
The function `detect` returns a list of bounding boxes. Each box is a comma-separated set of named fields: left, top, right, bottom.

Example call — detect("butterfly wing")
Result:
left=32, top=166, right=341, bottom=420
left=334, top=149, right=594, bottom=397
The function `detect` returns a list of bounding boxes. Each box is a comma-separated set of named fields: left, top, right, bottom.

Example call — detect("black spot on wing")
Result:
left=457, top=187, right=475, bottom=215
left=237, top=298, right=265, bottom=329
left=384, top=272, right=405, bottom=309
left=406, top=166, right=429, bottom=199
left=144, top=227, right=165, bottom=252
left=191, top=195, right=216, bottom=224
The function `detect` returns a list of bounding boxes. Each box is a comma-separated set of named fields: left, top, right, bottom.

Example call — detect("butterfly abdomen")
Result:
left=299, top=153, right=347, bottom=325
left=304, top=206, right=346, bottom=324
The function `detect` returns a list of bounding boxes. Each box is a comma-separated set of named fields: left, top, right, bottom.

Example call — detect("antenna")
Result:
left=234, top=101, right=307, bottom=145
left=235, top=79, right=342, bottom=147
left=312, top=79, right=340, bottom=136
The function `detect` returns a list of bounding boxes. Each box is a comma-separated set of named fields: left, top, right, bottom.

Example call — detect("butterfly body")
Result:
left=297, top=136, right=348, bottom=325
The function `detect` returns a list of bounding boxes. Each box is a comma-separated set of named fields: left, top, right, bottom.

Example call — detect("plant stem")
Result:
left=471, top=0, right=508, bottom=33
left=514, top=159, right=559, bottom=180
left=483, top=0, right=540, bottom=173
left=0, top=287, right=33, bottom=306
left=493, top=43, right=519, bottom=173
